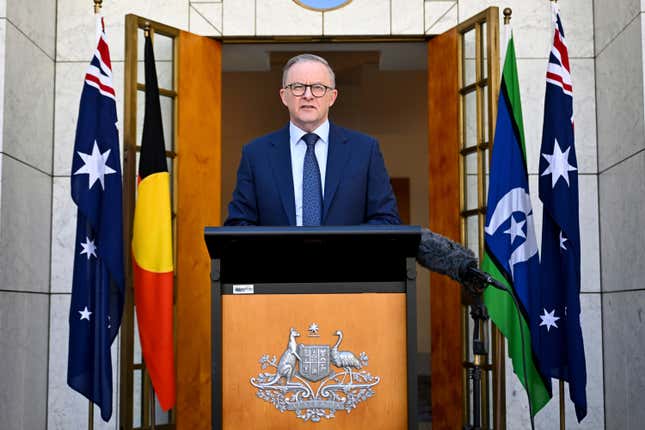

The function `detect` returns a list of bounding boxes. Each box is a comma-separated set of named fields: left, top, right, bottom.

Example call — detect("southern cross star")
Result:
left=539, top=308, right=560, bottom=332
left=79, top=306, right=92, bottom=321
left=559, top=231, right=568, bottom=250
left=73, top=140, right=116, bottom=190
left=541, top=138, right=577, bottom=188
left=80, top=237, right=97, bottom=260
left=503, top=214, right=526, bottom=245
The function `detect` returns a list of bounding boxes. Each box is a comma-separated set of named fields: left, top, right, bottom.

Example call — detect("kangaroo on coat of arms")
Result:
left=250, top=325, right=380, bottom=423
left=267, top=327, right=301, bottom=385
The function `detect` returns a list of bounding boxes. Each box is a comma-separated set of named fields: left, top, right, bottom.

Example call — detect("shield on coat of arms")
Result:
left=297, top=344, right=330, bottom=382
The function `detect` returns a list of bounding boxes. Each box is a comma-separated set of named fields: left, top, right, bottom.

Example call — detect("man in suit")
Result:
left=225, top=53, right=400, bottom=226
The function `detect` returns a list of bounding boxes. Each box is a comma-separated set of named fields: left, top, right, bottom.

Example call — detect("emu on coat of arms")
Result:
left=250, top=326, right=380, bottom=422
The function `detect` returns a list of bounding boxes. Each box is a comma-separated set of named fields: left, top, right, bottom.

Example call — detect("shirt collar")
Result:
left=289, top=120, right=330, bottom=146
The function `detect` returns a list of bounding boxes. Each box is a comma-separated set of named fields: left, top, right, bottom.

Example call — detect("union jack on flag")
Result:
left=545, top=11, right=573, bottom=97
left=68, top=15, right=124, bottom=422
left=536, top=3, right=587, bottom=422
left=84, top=18, right=116, bottom=100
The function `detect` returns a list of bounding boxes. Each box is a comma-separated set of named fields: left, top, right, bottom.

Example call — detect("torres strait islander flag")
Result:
left=481, top=25, right=551, bottom=417
left=131, top=32, right=175, bottom=410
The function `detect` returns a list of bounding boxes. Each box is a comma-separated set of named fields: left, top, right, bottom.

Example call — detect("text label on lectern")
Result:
left=250, top=326, right=380, bottom=423
left=232, top=284, right=254, bottom=294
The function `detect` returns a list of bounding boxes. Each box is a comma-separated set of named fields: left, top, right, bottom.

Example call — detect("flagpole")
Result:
left=501, top=9, right=538, bottom=430
left=88, top=401, right=94, bottom=430
left=560, top=381, right=565, bottom=429
left=85, top=2, right=102, bottom=429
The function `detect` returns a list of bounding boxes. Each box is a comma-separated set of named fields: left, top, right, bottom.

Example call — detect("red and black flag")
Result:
left=131, top=32, right=175, bottom=411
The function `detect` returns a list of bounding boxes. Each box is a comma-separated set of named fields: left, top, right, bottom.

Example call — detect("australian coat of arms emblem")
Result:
left=250, top=325, right=380, bottom=422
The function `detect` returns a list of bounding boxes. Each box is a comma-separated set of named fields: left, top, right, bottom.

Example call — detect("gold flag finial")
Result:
left=144, top=22, right=151, bottom=38
left=503, top=8, right=512, bottom=25
left=93, top=0, right=102, bottom=14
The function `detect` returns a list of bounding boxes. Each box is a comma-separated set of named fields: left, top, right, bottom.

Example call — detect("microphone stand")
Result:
left=464, top=292, right=489, bottom=430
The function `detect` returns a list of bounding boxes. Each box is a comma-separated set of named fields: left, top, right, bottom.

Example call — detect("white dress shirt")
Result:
left=289, top=121, right=329, bottom=226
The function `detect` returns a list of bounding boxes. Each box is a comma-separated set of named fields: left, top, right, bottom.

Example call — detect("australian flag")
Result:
left=537, top=3, right=587, bottom=422
left=68, top=16, right=124, bottom=422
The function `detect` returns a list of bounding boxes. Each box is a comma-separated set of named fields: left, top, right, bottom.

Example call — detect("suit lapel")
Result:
left=323, top=123, right=350, bottom=222
left=269, top=125, right=296, bottom=225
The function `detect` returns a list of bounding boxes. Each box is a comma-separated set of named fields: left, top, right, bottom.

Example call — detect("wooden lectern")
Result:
left=204, top=226, right=421, bottom=430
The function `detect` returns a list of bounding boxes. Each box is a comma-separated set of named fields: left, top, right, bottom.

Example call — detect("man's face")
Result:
left=279, top=61, right=338, bottom=132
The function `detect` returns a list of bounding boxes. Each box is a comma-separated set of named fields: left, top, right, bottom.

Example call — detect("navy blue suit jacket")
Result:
left=224, top=122, right=401, bottom=226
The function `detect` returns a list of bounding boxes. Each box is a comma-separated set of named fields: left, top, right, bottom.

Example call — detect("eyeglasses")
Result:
left=284, top=82, right=334, bottom=98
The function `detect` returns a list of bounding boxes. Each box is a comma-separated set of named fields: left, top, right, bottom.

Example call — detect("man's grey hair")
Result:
left=282, top=53, right=336, bottom=88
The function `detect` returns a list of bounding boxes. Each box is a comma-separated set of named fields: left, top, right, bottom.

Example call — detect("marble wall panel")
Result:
left=459, top=0, right=593, bottom=59
left=221, top=0, right=254, bottom=36
left=460, top=0, right=550, bottom=58
left=56, top=0, right=189, bottom=62
left=391, top=0, right=424, bottom=35
left=596, top=15, right=645, bottom=171
left=0, top=156, right=51, bottom=293
left=0, top=19, right=6, bottom=154
left=569, top=60, right=598, bottom=173
left=323, top=0, right=390, bottom=36
left=3, top=21, right=54, bottom=174
left=505, top=293, right=604, bottom=429
left=602, top=290, right=645, bottom=429
left=54, top=61, right=125, bottom=176
left=47, top=294, right=119, bottom=430
left=257, top=0, right=322, bottom=36
left=6, top=0, right=56, bottom=58
left=599, top=151, right=645, bottom=292
left=594, top=0, right=640, bottom=55
left=424, top=1, right=457, bottom=35
left=0, top=1, right=6, bottom=17
left=189, top=2, right=223, bottom=36
left=578, top=175, right=600, bottom=293
left=50, top=178, right=76, bottom=294
left=0, top=291, right=48, bottom=430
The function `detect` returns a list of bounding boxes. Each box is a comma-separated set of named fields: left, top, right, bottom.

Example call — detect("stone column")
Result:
left=0, top=1, right=55, bottom=429
left=595, top=1, right=645, bottom=428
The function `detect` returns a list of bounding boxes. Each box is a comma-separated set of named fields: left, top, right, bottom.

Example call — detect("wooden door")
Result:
left=122, top=15, right=221, bottom=430
left=428, top=7, right=500, bottom=430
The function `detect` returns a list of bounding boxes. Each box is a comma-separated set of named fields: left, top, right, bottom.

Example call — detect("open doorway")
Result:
left=220, top=42, right=432, bottom=425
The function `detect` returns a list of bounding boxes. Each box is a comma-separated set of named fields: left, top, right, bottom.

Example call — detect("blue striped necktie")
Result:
left=302, top=133, right=322, bottom=226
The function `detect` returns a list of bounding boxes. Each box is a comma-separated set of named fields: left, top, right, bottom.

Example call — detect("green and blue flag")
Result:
left=482, top=28, right=551, bottom=417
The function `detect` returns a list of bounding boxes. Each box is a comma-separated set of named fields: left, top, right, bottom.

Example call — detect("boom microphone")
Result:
left=415, top=228, right=495, bottom=293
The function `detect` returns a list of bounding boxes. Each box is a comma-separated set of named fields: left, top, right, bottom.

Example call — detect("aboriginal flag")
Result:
left=131, top=33, right=175, bottom=410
